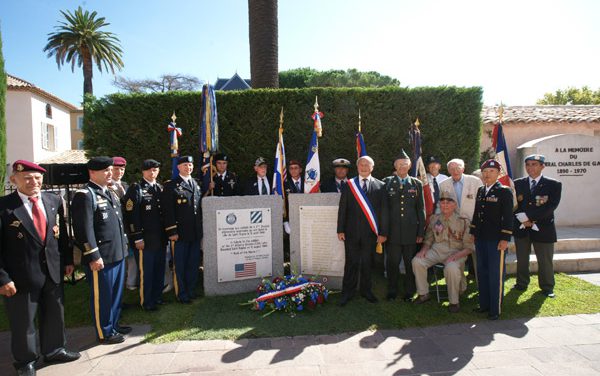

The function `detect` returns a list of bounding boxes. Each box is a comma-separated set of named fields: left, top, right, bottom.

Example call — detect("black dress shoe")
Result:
left=338, top=295, right=350, bottom=307
left=44, top=348, right=81, bottom=363
left=180, top=298, right=192, bottom=304
left=363, top=293, right=378, bottom=303
left=488, top=314, right=500, bottom=321
left=16, top=362, right=35, bottom=376
left=156, top=299, right=165, bottom=305
left=143, top=305, right=158, bottom=311
left=386, top=293, right=397, bottom=301
left=543, top=291, right=556, bottom=298
left=511, top=284, right=526, bottom=291
left=115, top=325, right=132, bottom=334
left=472, top=307, right=489, bottom=313
left=99, top=333, right=125, bottom=344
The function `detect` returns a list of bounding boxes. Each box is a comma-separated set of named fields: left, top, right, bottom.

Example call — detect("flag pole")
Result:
left=358, top=108, right=362, bottom=133
left=279, top=107, right=287, bottom=219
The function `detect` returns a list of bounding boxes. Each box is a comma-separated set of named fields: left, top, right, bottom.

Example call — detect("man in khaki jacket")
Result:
left=412, top=190, right=474, bottom=313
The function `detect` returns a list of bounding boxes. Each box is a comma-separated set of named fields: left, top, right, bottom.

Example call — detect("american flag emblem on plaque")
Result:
left=250, top=210, right=263, bottom=223
left=235, top=262, right=257, bottom=278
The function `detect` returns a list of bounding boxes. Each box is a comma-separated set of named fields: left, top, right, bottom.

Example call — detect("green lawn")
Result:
left=1, top=273, right=599, bottom=343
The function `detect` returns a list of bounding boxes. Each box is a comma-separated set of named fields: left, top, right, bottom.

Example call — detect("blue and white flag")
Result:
left=304, top=130, right=320, bottom=193
left=272, top=125, right=287, bottom=197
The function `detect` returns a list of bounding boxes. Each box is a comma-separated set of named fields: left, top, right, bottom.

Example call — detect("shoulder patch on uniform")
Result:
left=126, top=198, right=134, bottom=211
left=75, top=189, right=89, bottom=194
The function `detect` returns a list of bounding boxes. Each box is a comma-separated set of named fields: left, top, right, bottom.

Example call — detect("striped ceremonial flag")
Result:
left=409, top=120, right=435, bottom=219
left=356, top=131, right=367, bottom=158
left=167, top=116, right=182, bottom=179
left=304, top=130, right=321, bottom=193
left=272, top=121, right=287, bottom=198
left=235, top=262, right=257, bottom=278
left=492, top=121, right=514, bottom=187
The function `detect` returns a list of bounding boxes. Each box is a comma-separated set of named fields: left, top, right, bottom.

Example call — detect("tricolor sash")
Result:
left=347, top=177, right=379, bottom=236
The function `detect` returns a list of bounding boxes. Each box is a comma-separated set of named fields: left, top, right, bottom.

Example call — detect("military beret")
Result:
left=12, top=160, right=46, bottom=174
left=524, top=154, right=545, bottom=164
left=481, top=159, right=501, bottom=171
left=214, top=153, right=228, bottom=162
left=394, top=149, right=410, bottom=161
left=254, top=157, right=267, bottom=167
left=439, top=190, right=457, bottom=202
left=178, top=156, right=193, bottom=165
left=426, top=156, right=441, bottom=166
left=142, top=159, right=161, bottom=170
left=113, top=156, right=127, bottom=166
left=288, top=159, right=302, bottom=167
left=87, top=156, right=114, bottom=171
left=332, top=158, right=351, bottom=168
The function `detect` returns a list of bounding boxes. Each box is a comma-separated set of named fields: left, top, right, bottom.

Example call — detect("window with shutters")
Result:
left=41, top=122, right=56, bottom=151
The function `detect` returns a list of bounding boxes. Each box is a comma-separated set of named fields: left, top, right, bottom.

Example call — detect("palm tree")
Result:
left=43, top=7, right=124, bottom=96
left=248, top=0, right=279, bottom=88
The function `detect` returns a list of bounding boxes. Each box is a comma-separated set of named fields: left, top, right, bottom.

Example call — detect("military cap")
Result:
left=142, top=159, right=161, bottom=170
left=87, top=156, right=114, bottom=171
left=214, top=153, right=229, bottom=162
left=12, top=160, right=46, bottom=174
left=288, top=159, right=302, bottom=167
left=426, top=156, right=441, bottom=166
left=178, top=156, right=194, bottom=165
left=394, top=149, right=410, bottom=161
left=113, top=156, right=127, bottom=166
left=254, top=157, right=267, bottom=167
left=439, top=190, right=457, bottom=202
left=524, top=154, right=545, bottom=164
left=332, top=158, right=351, bottom=168
left=480, top=159, right=501, bottom=171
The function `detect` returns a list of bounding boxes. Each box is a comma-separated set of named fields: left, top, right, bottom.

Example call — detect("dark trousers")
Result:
left=476, top=239, right=506, bottom=316
left=134, top=246, right=166, bottom=309
left=3, top=277, right=66, bottom=368
left=386, top=243, right=417, bottom=296
left=85, top=259, right=125, bottom=340
left=172, top=240, right=201, bottom=301
left=342, top=236, right=377, bottom=298
left=515, top=237, right=555, bottom=293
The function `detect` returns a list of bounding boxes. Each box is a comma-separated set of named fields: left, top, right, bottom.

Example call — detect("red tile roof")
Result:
left=482, top=105, right=600, bottom=124
left=7, top=74, right=79, bottom=112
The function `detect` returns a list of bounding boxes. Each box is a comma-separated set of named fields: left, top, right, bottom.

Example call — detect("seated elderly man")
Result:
left=412, top=190, right=474, bottom=313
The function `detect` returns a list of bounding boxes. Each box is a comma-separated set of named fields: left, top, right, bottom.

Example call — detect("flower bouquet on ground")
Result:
left=240, top=274, right=333, bottom=316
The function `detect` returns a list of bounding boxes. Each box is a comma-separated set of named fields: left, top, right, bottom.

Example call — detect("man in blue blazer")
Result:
left=513, top=154, right=562, bottom=298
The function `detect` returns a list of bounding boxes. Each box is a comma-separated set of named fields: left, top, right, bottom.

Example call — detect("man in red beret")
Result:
left=0, top=160, right=80, bottom=375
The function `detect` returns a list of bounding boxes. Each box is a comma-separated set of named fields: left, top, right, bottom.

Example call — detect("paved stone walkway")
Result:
left=1, top=312, right=600, bottom=375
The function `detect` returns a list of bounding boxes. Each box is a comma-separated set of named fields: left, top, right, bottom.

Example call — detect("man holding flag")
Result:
left=337, top=156, right=388, bottom=306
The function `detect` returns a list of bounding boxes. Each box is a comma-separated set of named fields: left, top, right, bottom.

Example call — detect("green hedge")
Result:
left=84, top=87, right=482, bottom=183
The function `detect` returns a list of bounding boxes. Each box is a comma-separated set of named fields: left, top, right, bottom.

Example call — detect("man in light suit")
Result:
left=513, top=154, right=562, bottom=298
left=439, top=158, right=483, bottom=281
left=1, top=160, right=80, bottom=376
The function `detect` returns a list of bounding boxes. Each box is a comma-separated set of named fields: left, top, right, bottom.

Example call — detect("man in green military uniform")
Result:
left=412, top=191, right=474, bottom=312
left=383, top=150, right=426, bottom=302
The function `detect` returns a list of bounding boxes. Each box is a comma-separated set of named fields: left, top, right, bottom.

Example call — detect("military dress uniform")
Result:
left=162, top=174, right=202, bottom=303
left=513, top=155, right=562, bottom=296
left=72, top=166, right=128, bottom=342
left=383, top=174, right=426, bottom=300
left=412, top=211, right=474, bottom=305
left=0, top=161, right=76, bottom=372
left=212, top=171, right=241, bottom=196
left=124, top=175, right=166, bottom=310
left=470, top=161, right=513, bottom=319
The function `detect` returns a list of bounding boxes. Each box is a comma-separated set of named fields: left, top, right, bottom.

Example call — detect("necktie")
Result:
left=29, top=197, right=47, bottom=242
left=433, top=177, right=440, bottom=204
left=362, top=178, right=368, bottom=192
left=261, top=178, right=268, bottom=195
left=295, top=181, right=301, bottom=192
left=530, top=179, right=537, bottom=191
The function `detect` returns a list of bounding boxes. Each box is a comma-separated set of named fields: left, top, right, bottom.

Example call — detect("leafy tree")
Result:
left=43, top=6, right=124, bottom=96
left=113, top=74, right=203, bottom=93
left=248, top=0, right=279, bottom=88
left=537, top=86, right=600, bottom=105
left=0, top=28, right=6, bottom=187
left=279, top=68, right=400, bottom=88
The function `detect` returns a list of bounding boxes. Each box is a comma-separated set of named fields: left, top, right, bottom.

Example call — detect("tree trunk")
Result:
left=248, top=0, right=279, bottom=88
left=82, top=47, right=94, bottom=96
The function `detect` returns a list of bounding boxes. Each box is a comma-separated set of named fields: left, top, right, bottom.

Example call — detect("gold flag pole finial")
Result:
left=415, top=117, right=420, bottom=128
left=313, top=96, right=323, bottom=137
left=498, top=104, right=505, bottom=123
left=358, top=108, right=362, bottom=133
left=279, top=107, right=284, bottom=129
left=171, top=112, right=177, bottom=123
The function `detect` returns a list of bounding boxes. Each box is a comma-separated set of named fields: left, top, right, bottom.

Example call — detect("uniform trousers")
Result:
left=412, top=249, right=466, bottom=304
left=342, top=236, right=377, bottom=298
left=84, top=259, right=125, bottom=339
left=386, top=244, right=417, bottom=296
left=125, top=248, right=139, bottom=289
left=3, top=276, right=66, bottom=368
left=172, top=240, right=201, bottom=301
left=133, top=246, right=166, bottom=309
left=475, top=239, right=506, bottom=316
left=515, top=237, right=555, bottom=293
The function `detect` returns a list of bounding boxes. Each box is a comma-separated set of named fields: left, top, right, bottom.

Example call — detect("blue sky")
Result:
left=2, top=0, right=600, bottom=106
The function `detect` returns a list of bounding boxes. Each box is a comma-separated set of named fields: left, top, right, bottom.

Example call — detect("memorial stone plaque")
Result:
left=517, top=133, right=600, bottom=226
left=202, top=196, right=284, bottom=296
left=289, top=193, right=344, bottom=290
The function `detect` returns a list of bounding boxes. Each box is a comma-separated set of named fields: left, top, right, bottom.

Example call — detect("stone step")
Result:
left=505, top=251, right=600, bottom=274
left=507, top=238, right=600, bottom=254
